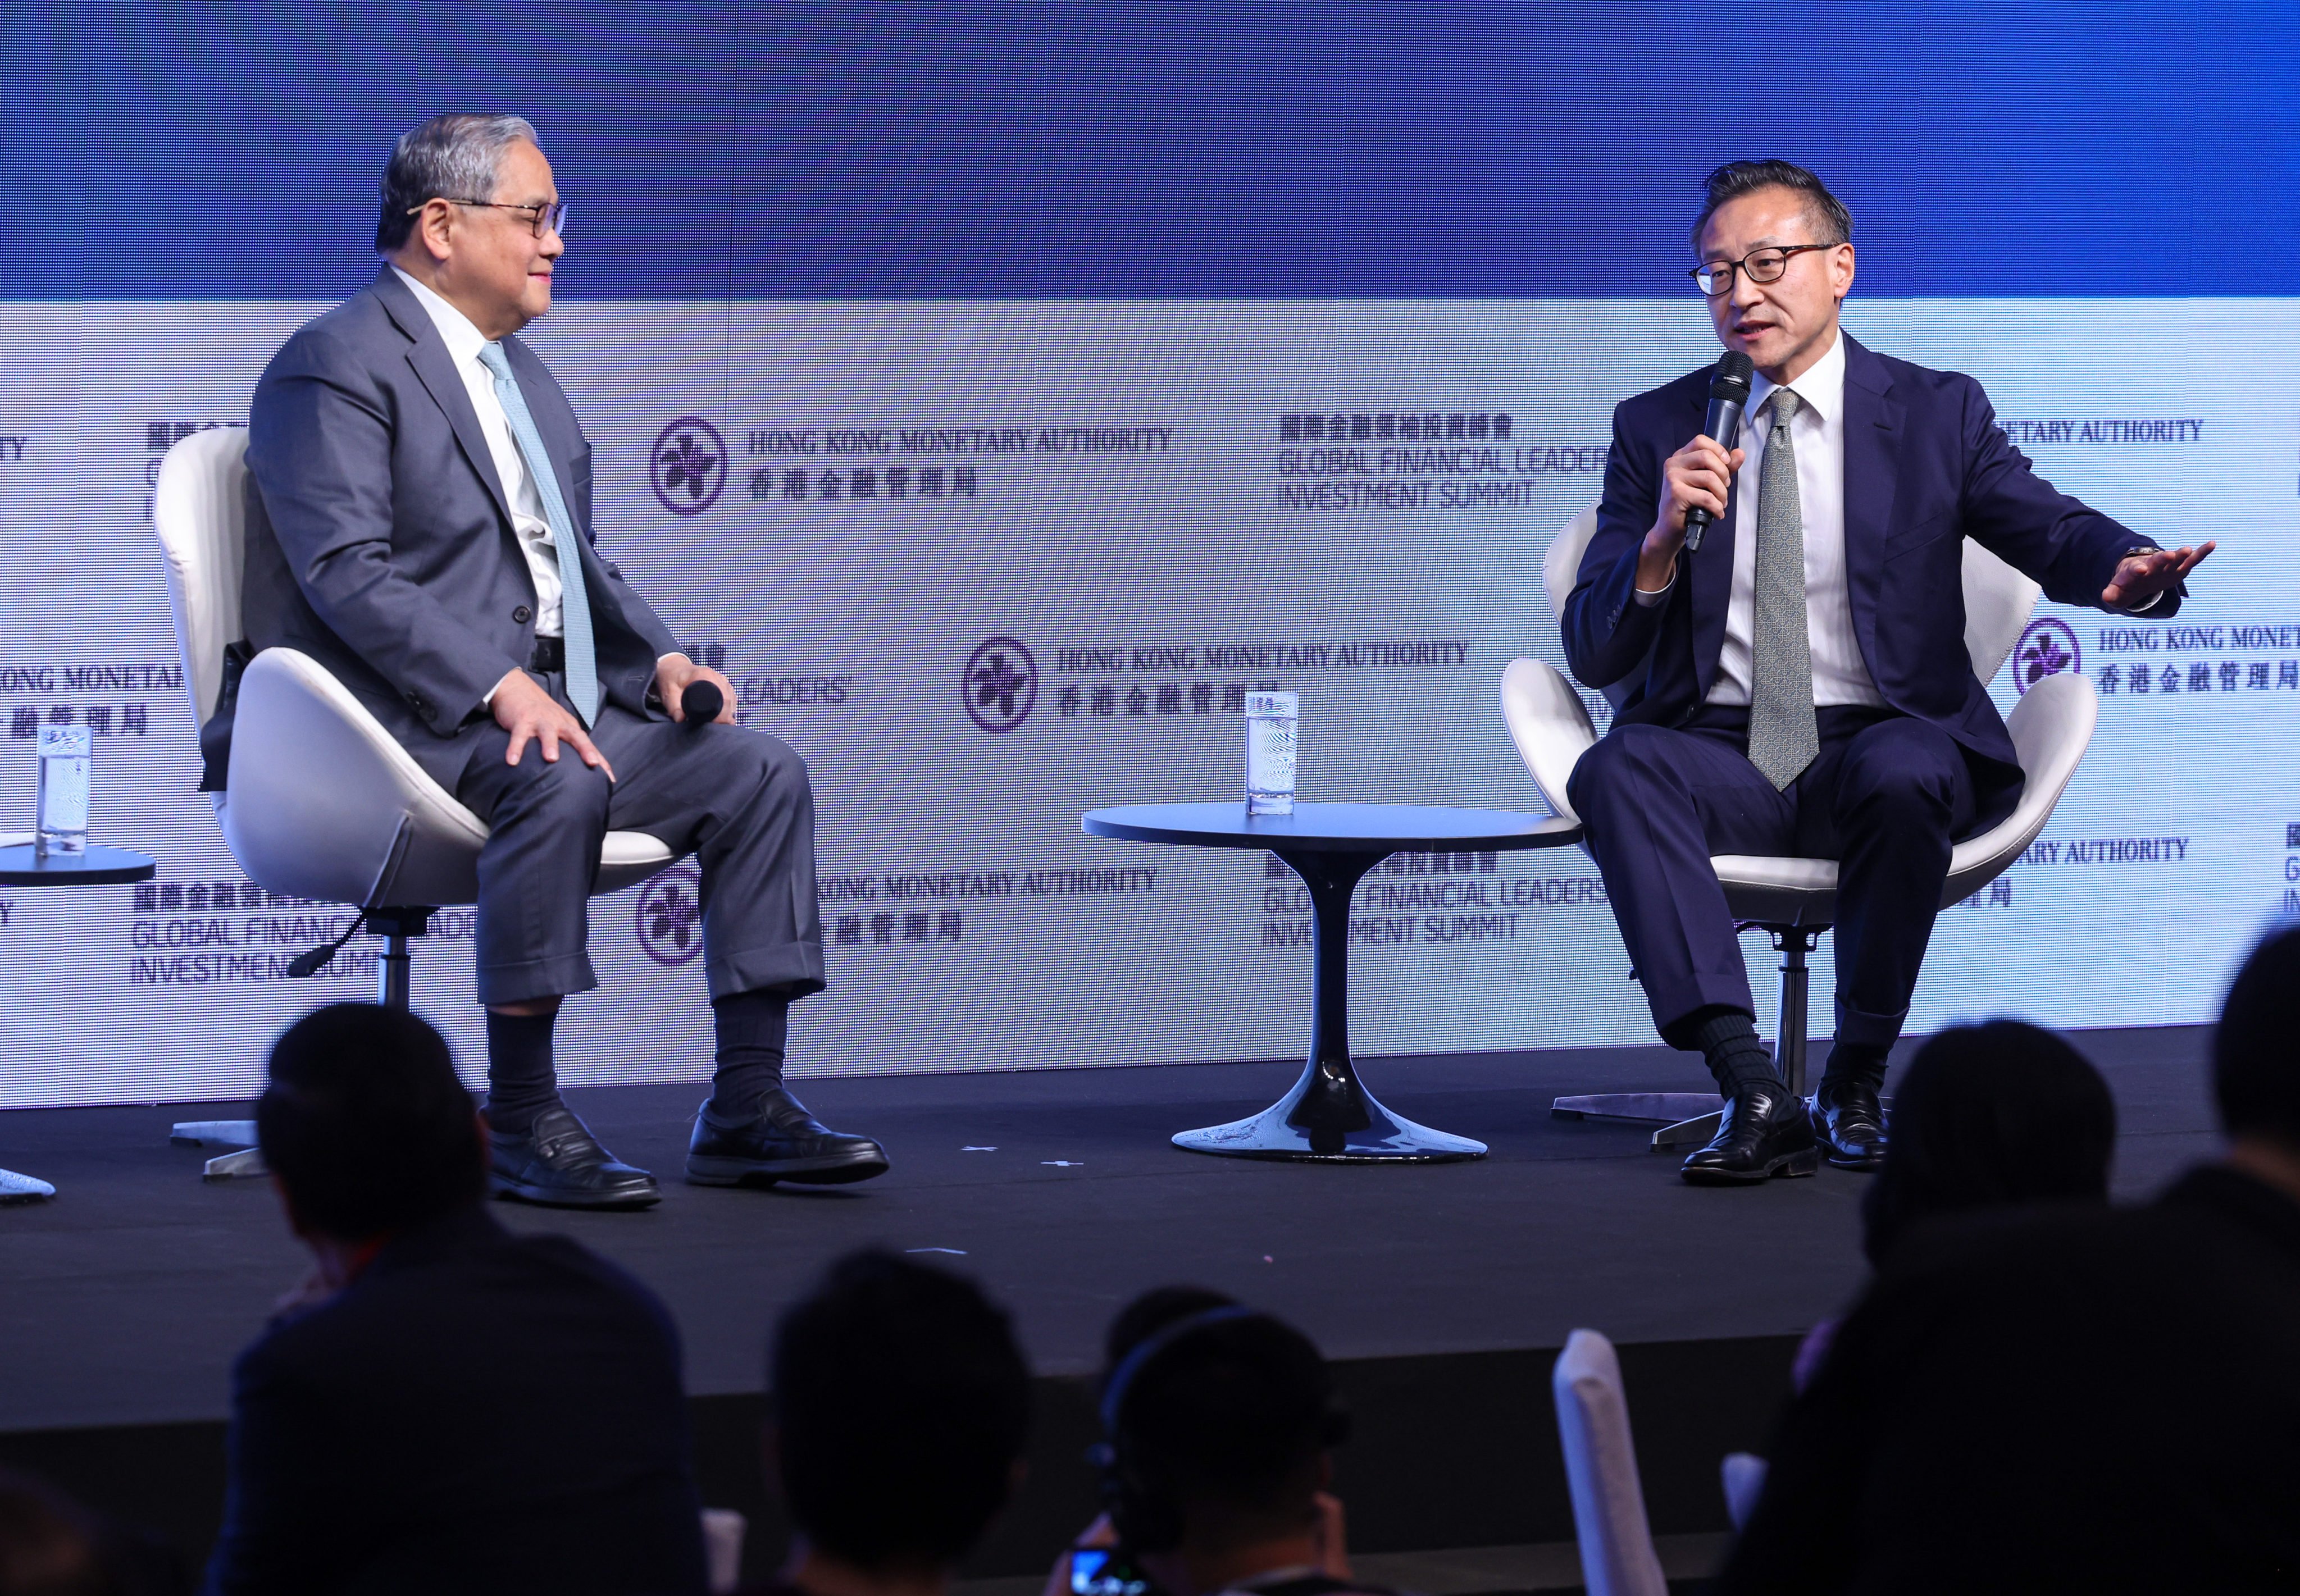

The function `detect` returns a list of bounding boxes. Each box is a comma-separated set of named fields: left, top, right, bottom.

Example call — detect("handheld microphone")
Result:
left=680, top=679, right=723, bottom=727
left=1682, top=350, right=1754, bottom=552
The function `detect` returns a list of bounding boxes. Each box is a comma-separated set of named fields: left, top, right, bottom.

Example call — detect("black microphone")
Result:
left=1682, top=350, right=1754, bottom=552
left=680, top=679, right=723, bottom=727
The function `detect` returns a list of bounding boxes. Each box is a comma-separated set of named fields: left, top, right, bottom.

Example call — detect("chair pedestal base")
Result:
left=171, top=1120, right=258, bottom=1147
left=1551, top=924, right=1827, bottom=1153
left=201, top=1147, right=269, bottom=1181
left=1550, top=1093, right=1725, bottom=1151
left=172, top=908, right=437, bottom=1182
left=173, top=1120, right=266, bottom=1179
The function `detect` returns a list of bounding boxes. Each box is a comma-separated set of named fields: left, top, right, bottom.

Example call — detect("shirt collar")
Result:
left=1747, top=325, right=1845, bottom=427
left=390, top=265, right=494, bottom=371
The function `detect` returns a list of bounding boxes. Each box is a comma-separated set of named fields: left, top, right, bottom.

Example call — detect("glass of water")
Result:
left=36, top=725, right=90, bottom=858
left=1244, top=691, right=1298, bottom=816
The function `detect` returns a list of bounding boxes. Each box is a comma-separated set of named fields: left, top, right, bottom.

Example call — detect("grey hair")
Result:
left=1691, top=159, right=1852, bottom=256
left=375, top=113, right=540, bottom=252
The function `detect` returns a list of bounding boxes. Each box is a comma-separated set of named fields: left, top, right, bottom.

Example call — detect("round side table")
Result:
left=1083, top=801, right=1582, bottom=1161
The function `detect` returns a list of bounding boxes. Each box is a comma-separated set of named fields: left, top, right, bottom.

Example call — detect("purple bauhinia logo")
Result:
left=635, top=865, right=704, bottom=964
left=963, top=637, right=1039, bottom=732
left=2014, top=617, right=2081, bottom=694
left=650, top=418, right=727, bottom=515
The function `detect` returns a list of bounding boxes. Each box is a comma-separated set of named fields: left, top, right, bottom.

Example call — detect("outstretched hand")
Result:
left=2103, top=542, right=2214, bottom=609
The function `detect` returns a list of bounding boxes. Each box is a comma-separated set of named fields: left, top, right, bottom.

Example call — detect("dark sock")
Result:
left=484, top=1009, right=562, bottom=1134
left=1689, top=1007, right=1781, bottom=1096
left=1820, top=1041, right=1889, bottom=1098
left=707, top=988, right=790, bottom=1120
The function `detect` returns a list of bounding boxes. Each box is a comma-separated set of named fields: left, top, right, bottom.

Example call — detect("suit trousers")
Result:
left=1565, top=702, right=1978, bottom=1052
left=452, top=671, right=825, bottom=1007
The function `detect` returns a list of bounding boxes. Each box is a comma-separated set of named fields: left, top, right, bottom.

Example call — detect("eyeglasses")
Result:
left=408, top=198, right=570, bottom=239
left=1690, top=243, right=1829, bottom=297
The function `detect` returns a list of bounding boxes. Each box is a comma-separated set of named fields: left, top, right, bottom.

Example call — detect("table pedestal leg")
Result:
left=1173, top=848, right=1487, bottom=1162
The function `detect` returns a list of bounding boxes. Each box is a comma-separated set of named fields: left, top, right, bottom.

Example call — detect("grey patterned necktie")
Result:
left=1748, top=389, right=1818, bottom=789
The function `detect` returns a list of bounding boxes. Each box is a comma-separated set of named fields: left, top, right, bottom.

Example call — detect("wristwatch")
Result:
left=2121, top=546, right=2166, bottom=610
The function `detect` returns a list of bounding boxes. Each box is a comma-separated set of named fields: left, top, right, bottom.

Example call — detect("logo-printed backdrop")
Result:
left=0, top=296, right=2285, bottom=1106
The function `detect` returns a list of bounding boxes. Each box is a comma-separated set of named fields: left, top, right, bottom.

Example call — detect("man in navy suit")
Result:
left=1563, top=161, right=2210, bottom=1184
left=224, top=114, right=888, bottom=1206
left=204, top=1004, right=707, bottom=1594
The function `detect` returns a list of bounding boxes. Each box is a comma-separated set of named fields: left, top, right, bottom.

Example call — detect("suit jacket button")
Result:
left=1610, top=607, right=1623, bottom=625
left=513, top=604, right=532, bottom=624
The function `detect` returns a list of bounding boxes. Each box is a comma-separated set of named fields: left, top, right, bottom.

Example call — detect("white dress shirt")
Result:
left=1633, top=330, right=1884, bottom=708
left=1633, top=328, right=2161, bottom=674
left=390, top=267, right=563, bottom=639
left=1709, top=330, right=1882, bottom=708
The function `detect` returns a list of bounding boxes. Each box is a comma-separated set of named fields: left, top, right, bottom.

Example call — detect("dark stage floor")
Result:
left=0, top=1024, right=2220, bottom=1430
left=0, top=1024, right=2222, bottom=1583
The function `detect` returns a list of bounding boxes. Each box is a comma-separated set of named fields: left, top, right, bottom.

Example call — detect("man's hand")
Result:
left=655, top=653, right=737, bottom=724
left=1639, top=435, right=1745, bottom=592
left=2102, top=542, right=2214, bottom=610
left=491, top=667, right=614, bottom=780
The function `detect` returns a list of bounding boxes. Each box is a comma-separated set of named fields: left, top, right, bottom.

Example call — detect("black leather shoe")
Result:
left=686, top=1088, right=890, bottom=1187
left=1680, top=1083, right=1821, bottom=1185
left=489, top=1106, right=661, bottom=1209
left=1812, top=1078, right=1889, bottom=1170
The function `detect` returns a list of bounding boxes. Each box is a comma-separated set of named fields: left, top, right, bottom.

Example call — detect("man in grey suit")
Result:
left=222, top=112, right=887, bottom=1207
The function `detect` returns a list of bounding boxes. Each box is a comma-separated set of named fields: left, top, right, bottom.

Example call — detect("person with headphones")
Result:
left=1046, top=1288, right=1390, bottom=1596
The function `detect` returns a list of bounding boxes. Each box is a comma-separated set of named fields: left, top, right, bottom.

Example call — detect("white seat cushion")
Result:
left=154, top=430, right=685, bottom=911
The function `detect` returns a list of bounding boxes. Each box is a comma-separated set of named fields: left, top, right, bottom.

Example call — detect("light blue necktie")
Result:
left=475, top=341, right=600, bottom=726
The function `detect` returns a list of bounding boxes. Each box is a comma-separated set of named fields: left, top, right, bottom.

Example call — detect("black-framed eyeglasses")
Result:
left=1690, top=243, right=1829, bottom=297
left=409, top=197, right=570, bottom=239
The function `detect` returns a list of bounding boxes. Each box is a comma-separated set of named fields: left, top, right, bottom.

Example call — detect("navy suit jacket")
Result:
left=215, top=267, right=681, bottom=792
left=1562, top=334, right=2174, bottom=779
left=202, top=1206, right=706, bottom=1596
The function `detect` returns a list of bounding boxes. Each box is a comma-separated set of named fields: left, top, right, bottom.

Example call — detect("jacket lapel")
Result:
left=372, top=268, right=517, bottom=533
left=1839, top=335, right=1902, bottom=674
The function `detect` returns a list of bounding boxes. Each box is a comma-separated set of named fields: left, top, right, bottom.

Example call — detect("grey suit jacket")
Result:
left=212, top=267, right=680, bottom=792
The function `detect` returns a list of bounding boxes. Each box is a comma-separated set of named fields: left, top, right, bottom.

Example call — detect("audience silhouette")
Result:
left=739, top=1250, right=1029, bottom=1596
left=202, top=1005, right=705, bottom=1595
left=1791, top=1018, right=2117, bottom=1388
left=28, top=929, right=2300, bottom=1594
left=1718, top=929, right=2300, bottom=1593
